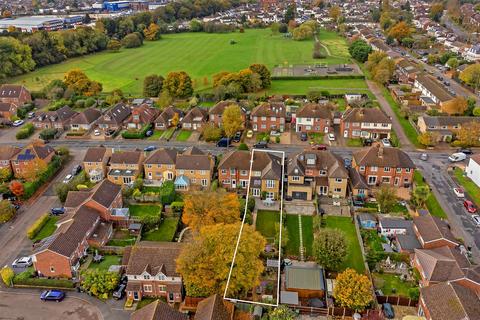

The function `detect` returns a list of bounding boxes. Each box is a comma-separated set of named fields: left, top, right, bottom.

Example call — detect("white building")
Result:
left=378, top=217, right=413, bottom=237
left=464, top=45, right=480, bottom=62
left=0, top=16, right=64, bottom=32
left=466, top=155, right=480, bottom=188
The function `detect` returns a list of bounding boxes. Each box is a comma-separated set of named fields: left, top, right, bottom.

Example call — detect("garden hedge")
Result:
left=27, top=213, right=49, bottom=239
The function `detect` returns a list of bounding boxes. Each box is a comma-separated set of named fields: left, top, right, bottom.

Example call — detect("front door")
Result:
left=133, top=291, right=139, bottom=300
left=344, top=130, right=348, bottom=138
left=252, top=188, right=260, bottom=197
left=231, top=180, right=236, bottom=188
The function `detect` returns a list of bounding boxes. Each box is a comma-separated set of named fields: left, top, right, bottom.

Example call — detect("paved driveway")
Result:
left=0, top=291, right=103, bottom=320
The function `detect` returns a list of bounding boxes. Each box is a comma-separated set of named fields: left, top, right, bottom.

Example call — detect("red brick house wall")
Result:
left=251, top=116, right=284, bottom=132
left=12, top=153, right=54, bottom=179
left=0, top=104, right=17, bottom=119
left=356, top=165, right=414, bottom=187
left=85, top=192, right=123, bottom=221
left=296, top=118, right=329, bottom=133
left=0, top=88, right=31, bottom=106
left=218, top=168, right=249, bottom=191
left=127, top=280, right=182, bottom=302
left=34, top=251, right=73, bottom=278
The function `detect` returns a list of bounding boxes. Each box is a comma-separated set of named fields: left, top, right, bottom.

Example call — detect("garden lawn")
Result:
left=128, top=204, right=161, bottom=218
left=454, top=167, right=480, bottom=206
left=142, top=217, right=179, bottom=241
left=256, top=210, right=280, bottom=241
left=346, top=138, right=363, bottom=147
left=12, top=29, right=329, bottom=95
left=176, top=130, right=192, bottom=142
left=373, top=272, right=417, bottom=297
left=161, top=127, right=176, bottom=140
left=413, top=171, right=448, bottom=219
left=106, top=237, right=136, bottom=247
left=147, top=130, right=163, bottom=140
left=31, top=216, right=58, bottom=242
left=88, top=255, right=122, bottom=271
left=324, top=216, right=365, bottom=273
left=308, top=133, right=324, bottom=144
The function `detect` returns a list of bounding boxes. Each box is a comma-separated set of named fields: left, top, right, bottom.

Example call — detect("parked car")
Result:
left=457, top=148, right=473, bottom=155
left=27, top=112, right=35, bottom=119
left=363, top=138, right=373, bottom=146
left=232, top=131, right=242, bottom=143
left=93, top=129, right=101, bottom=136
left=12, top=256, right=33, bottom=268
left=448, top=152, right=467, bottom=162
left=12, top=120, right=24, bottom=127
left=382, top=303, right=395, bottom=319
left=144, top=145, right=156, bottom=152
left=472, top=215, right=480, bottom=227
left=253, top=141, right=268, bottom=149
left=216, top=137, right=232, bottom=147
left=381, top=138, right=391, bottom=147
left=105, top=129, right=116, bottom=137
left=344, top=158, right=352, bottom=168
left=62, top=174, right=73, bottom=184
left=311, top=144, right=327, bottom=150
left=40, top=290, right=65, bottom=302
left=464, top=200, right=477, bottom=213
left=420, top=153, right=428, bottom=161
left=71, top=165, right=82, bottom=176
left=145, top=130, right=153, bottom=137
left=453, top=187, right=465, bottom=198
left=300, top=132, right=308, bottom=141
left=270, top=130, right=281, bottom=137
left=246, top=130, right=253, bottom=138
left=112, top=283, right=126, bottom=300
left=50, top=207, right=65, bottom=215
left=328, top=133, right=335, bottom=141
left=352, top=196, right=364, bottom=206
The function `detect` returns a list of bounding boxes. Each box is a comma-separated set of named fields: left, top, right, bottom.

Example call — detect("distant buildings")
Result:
left=0, top=16, right=83, bottom=32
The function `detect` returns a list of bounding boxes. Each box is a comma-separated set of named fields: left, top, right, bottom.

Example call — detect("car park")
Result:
left=50, top=207, right=65, bottom=215
left=12, top=120, right=24, bottom=127
left=382, top=303, right=395, bottom=319
left=253, top=141, right=268, bottom=149
left=113, top=283, right=126, bottom=300
left=40, top=290, right=65, bottom=302
left=381, top=138, right=391, bottom=147
left=300, top=132, right=308, bottom=141
left=328, top=133, right=335, bottom=141
left=448, top=152, right=467, bottom=162
left=246, top=130, right=253, bottom=139
left=62, top=174, right=73, bottom=184
left=71, top=165, right=82, bottom=176
left=464, top=200, right=477, bottom=213
left=12, top=256, right=33, bottom=268
left=144, top=145, right=156, bottom=152
left=232, top=131, right=242, bottom=143
left=453, top=187, right=465, bottom=198
left=472, top=215, right=480, bottom=227
left=420, top=153, right=428, bottom=161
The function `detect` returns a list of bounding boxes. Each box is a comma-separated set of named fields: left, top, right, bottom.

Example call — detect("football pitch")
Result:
left=12, top=28, right=353, bottom=95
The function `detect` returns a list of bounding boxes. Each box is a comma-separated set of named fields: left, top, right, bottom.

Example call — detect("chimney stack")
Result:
left=377, top=144, right=384, bottom=158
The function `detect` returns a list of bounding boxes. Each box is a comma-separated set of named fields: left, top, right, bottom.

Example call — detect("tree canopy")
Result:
left=334, top=268, right=373, bottom=311
left=313, top=229, right=347, bottom=270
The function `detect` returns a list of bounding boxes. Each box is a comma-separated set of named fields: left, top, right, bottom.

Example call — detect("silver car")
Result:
left=12, top=256, right=33, bottom=268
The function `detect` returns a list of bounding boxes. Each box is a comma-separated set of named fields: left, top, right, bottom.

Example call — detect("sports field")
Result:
left=12, top=28, right=353, bottom=95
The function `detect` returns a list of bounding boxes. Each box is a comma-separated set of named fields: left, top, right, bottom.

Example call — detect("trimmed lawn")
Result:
left=301, top=215, right=314, bottom=257
left=88, top=255, right=122, bottom=271
left=346, top=138, right=363, bottom=147
left=142, top=217, right=179, bottom=242
left=106, top=237, right=136, bottom=247
left=147, top=130, right=163, bottom=140
left=12, top=29, right=327, bottom=95
left=454, top=167, right=480, bottom=206
left=324, top=216, right=365, bottom=273
left=31, top=216, right=58, bottom=242
left=161, top=127, right=176, bottom=140
left=413, top=171, right=448, bottom=219
left=285, top=214, right=299, bottom=256
left=373, top=272, right=417, bottom=297
left=136, top=298, right=159, bottom=310
left=255, top=210, right=280, bottom=240
left=266, top=78, right=369, bottom=96
left=129, top=204, right=161, bottom=218
left=176, top=130, right=192, bottom=142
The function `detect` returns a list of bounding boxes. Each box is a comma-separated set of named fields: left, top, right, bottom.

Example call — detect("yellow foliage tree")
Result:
left=222, top=104, right=243, bottom=138
left=442, top=97, right=467, bottom=115
left=176, top=223, right=266, bottom=297
left=388, top=21, right=411, bottom=41
left=454, top=121, right=480, bottom=147
left=329, top=5, right=342, bottom=24
left=333, top=268, right=373, bottom=311
left=18, top=158, right=47, bottom=182
left=143, top=23, right=160, bottom=41
left=182, top=190, right=240, bottom=231
left=459, top=63, right=480, bottom=91
left=417, top=132, right=439, bottom=147
left=171, top=112, right=180, bottom=127
left=0, top=266, right=14, bottom=286
left=64, top=69, right=102, bottom=96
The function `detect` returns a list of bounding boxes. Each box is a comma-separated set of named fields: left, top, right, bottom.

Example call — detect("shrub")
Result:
left=238, top=143, right=249, bottom=150
left=170, top=201, right=184, bottom=212
left=27, top=213, right=49, bottom=239
left=122, top=124, right=152, bottom=139
left=16, top=123, right=35, bottom=140
left=39, top=128, right=58, bottom=141
left=122, top=32, right=143, bottom=48
left=13, top=276, right=74, bottom=288
left=84, top=97, right=96, bottom=108
left=159, top=181, right=175, bottom=205
left=202, top=123, right=223, bottom=142
left=0, top=266, right=14, bottom=286
left=275, top=136, right=280, bottom=143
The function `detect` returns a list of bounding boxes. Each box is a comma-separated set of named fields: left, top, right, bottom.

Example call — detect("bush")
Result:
left=122, top=124, right=152, bottom=139
left=16, top=123, right=35, bottom=140
left=275, top=136, right=280, bottom=143
left=202, top=123, right=223, bottom=142
left=0, top=266, right=14, bottom=286
left=159, top=181, right=175, bottom=205
left=39, top=128, right=58, bottom=141
left=170, top=201, right=184, bottom=212
left=84, top=97, right=96, bottom=108
left=27, top=213, right=49, bottom=239
left=122, top=32, right=143, bottom=48
left=13, top=276, right=74, bottom=288
left=238, top=143, right=249, bottom=150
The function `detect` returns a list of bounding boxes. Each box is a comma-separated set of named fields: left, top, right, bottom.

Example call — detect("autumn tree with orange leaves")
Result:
left=17, top=158, right=47, bottom=182
left=334, top=268, right=373, bottom=311
left=9, top=181, right=24, bottom=198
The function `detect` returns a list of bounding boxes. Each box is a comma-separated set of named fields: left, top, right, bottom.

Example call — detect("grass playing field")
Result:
left=12, top=28, right=353, bottom=95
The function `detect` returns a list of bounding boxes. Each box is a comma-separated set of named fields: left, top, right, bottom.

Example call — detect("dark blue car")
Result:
left=382, top=303, right=394, bottom=319
left=40, top=290, right=65, bottom=302
left=144, top=145, right=156, bottom=152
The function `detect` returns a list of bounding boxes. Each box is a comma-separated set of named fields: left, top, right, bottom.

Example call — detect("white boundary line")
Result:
left=223, top=148, right=285, bottom=307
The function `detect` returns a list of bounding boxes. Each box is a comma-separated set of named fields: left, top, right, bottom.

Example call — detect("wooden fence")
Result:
left=377, top=295, right=418, bottom=307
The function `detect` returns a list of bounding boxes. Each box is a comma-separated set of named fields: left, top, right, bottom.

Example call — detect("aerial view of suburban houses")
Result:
left=1, top=0, right=480, bottom=319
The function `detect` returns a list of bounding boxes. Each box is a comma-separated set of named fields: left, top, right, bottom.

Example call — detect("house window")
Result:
left=158, top=285, right=167, bottom=292
left=240, top=170, right=248, bottom=176
left=384, top=167, right=390, bottom=172
left=178, top=170, right=184, bottom=175
left=201, top=179, right=208, bottom=187
left=318, top=186, right=328, bottom=195
left=405, top=168, right=411, bottom=173
left=143, top=285, right=152, bottom=292
left=334, top=187, right=342, bottom=193
left=221, top=169, right=227, bottom=174
left=368, top=176, right=377, bottom=185
left=261, top=116, right=266, bottom=121
left=261, top=124, right=266, bottom=129
left=266, top=180, right=275, bottom=188
left=335, top=178, right=342, bottom=183
left=359, top=166, right=365, bottom=171
left=382, top=177, right=391, bottom=183
left=396, top=168, right=402, bottom=173
left=271, top=116, right=276, bottom=121
left=190, top=170, right=194, bottom=174
left=292, top=176, right=300, bottom=181
left=143, top=275, right=150, bottom=280
left=230, top=168, right=236, bottom=175
left=200, top=170, right=207, bottom=175
left=371, top=166, right=378, bottom=172
left=191, top=178, right=196, bottom=183
left=319, top=170, right=327, bottom=176
left=50, top=266, right=55, bottom=273
left=167, top=165, right=173, bottom=169
left=240, top=180, right=248, bottom=188
left=222, top=180, right=231, bottom=184
left=146, top=164, right=152, bottom=168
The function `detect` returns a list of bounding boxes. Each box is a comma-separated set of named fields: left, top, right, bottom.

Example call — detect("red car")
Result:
left=464, top=200, right=477, bottom=214
left=311, top=144, right=327, bottom=150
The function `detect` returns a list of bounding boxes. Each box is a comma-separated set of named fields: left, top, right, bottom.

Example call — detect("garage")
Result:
left=292, top=191, right=308, bottom=200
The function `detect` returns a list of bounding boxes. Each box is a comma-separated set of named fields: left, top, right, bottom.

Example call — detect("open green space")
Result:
left=12, top=29, right=333, bottom=94
left=176, top=130, right=192, bottom=141
left=87, top=255, right=122, bottom=271
left=266, top=78, right=368, bottom=96
left=317, top=29, right=351, bottom=63
left=324, top=216, right=365, bottom=273
left=142, top=217, right=179, bottom=242
left=413, top=171, right=447, bottom=219
left=147, top=130, right=163, bottom=140
left=373, top=272, right=417, bottom=297
left=453, top=167, right=480, bottom=206
left=31, top=216, right=58, bottom=242
left=128, top=204, right=161, bottom=218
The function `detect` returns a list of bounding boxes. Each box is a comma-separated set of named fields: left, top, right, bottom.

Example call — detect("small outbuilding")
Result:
left=285, top=265, right=326, bottom=299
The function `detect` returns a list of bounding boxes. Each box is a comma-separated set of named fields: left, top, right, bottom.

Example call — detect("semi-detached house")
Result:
left=294, top=103, right=332, bottom=134
left=340, top=108, right=392, bottom=140
left=251, top=101, right=286, bottom=133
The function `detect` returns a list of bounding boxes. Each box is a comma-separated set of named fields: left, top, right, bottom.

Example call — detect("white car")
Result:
left=381, top=138, right=391, bottom=147
left=420, top=153, right=428, bottom=161
left=453, top=187, right=465, bottom=198
left=270, top=130, right=281, bottom=137
left=472, top=215, right=480, bottom=227
left=12, top=120, right=24, bottom=127
left=448, top=152, right=467, bottom=162
left=12, top=256, right=33, bottom=268
left=63, top=174, right=73, bottom=184
left=328, top=133, right=335, bottom=141
left=94, top=129, right=101, bottom=136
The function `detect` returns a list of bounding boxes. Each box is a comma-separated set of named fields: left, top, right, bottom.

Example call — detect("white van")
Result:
left=448, top=152, right=467, bottom=162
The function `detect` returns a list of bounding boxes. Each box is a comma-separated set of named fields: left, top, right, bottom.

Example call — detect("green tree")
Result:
left=377, top=185, right=397, bottom=213
left=312, top=229, right=347, bottom=270
left=249, top=64, right=271, bottom=88
left=473, top=107, right=480, bottom=117
left=447, top=57, right=459, bottom=69
left=0, top=199, right=15, bottom=223
left=176, top=222, right=266, bottom=297
left=0, top=36, right=36, bottom=79
left=163, top=71, right=193, bottom=98
left=283, top=4, right=296, bottom=24
left=143, top=74, right=164, bottom=97
left=270, top=22, right=280, bottom=35
left=81, top=270, right=119, bottom=299
left=411, top=185, right=430, bottom=209
left=190, top=19, right=203, bottom=32
left=121, top=32, right=143, bottom=48
left=348, top=39, right=372, bottom=63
